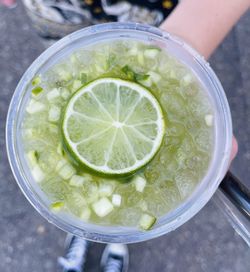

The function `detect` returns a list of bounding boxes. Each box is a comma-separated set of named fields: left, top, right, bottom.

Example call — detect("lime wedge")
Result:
left=62, top=78, right=165, bottom=176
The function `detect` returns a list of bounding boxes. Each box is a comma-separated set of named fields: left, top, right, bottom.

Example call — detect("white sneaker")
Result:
left=101, top=244, right=129, bottom=272
left=58, top=234, right=90, bottom=272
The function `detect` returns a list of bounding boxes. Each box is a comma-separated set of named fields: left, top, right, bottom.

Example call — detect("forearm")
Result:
left=161, top=0, right=250, bottom=59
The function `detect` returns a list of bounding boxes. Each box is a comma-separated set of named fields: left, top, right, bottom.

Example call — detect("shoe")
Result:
left=58, top=234, right=90, bottom=272
left=101, top=244, right=129, bottom=272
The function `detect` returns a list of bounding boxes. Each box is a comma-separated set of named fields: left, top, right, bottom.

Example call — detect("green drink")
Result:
left=22, top=39, right=214, bottom=230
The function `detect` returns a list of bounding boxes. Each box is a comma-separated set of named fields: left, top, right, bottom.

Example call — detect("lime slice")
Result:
left=62, top=78, right=165, bottom=176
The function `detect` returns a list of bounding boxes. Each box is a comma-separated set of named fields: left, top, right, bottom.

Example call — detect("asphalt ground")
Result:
left=0, top=4, right=249, bottom=272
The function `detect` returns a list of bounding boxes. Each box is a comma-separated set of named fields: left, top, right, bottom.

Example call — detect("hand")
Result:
left=231, top=136, right=238, bottom=163
left=0, top=0, right=16, bottom=7
left=161, top=0, right=248, bottom=165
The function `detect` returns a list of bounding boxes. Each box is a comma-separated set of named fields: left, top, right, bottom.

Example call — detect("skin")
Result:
left=161, top=0, right=250, bottom=162
left=0, top=0, right=16, bottom=7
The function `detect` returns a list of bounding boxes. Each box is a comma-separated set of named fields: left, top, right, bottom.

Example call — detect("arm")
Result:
left=161, top=0, right=249, bottom=160
left=161, top=0, right=250, bottom=59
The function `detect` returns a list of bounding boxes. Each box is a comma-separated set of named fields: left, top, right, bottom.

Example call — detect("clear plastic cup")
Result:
left=6, top=23, right=232, bottom=243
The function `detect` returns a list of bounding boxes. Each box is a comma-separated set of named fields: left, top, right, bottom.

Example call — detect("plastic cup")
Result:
left=6, top=23, right=232, bottom=243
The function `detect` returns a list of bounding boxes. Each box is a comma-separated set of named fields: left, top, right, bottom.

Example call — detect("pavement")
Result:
left=0, top=3, right=250, bottom=272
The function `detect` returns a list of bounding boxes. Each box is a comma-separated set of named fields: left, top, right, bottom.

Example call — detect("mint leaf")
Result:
left=121, top=65, right=149, bottom=82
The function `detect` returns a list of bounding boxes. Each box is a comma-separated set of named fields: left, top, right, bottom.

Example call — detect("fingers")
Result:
left=230, top=136, right=238, bottom=163
left=0, top=0, right=16, bottom=7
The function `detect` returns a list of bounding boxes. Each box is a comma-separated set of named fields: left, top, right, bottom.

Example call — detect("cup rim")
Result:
left=6, top=22, right=232, bottom=243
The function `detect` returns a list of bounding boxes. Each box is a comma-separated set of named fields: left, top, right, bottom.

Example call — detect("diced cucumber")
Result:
left=182, top=74, right=193, bottom=86
left=112, top=194, right=122, bottom=207
left=139, top=214, right=156, bottom=230
left=70, top=54, right=78, bottom=65
left=79, top=72, right=87, bottom=84
left=71, top=192, right=87, bottom=207
left=80, top=207, right=91, bottom=221
left=149, top=71, right=161, bottom=83
left=48, top=106, right=61, bottom=122
left=95, top=65, right=105, bottom=73
left=31, top=164, right=45, bottom=183
left=144, top=48, right=161, bottom=59
left=133, top=176, right=147, bottom=193
left=170, top=70, right=177, bottom=79
left=31, top=75, right=41, bottom=86
left=87, top=189, right=99, bottom=204
left=138, top=200, right=148, bottom=211
left=107, top=54, right=116, bottom=69
left=26, top=150, right=39, bottom=167
left=128, top=47, right=138, bottom=56
left=31, top=86, right=43, bottom=97
left=57, top=69, right=72, bottom=81
left=137, top=52, right=144, bottom=65
left=56, top=159, right=68, bottom=172
left=50, top=201, right=64, bottom=212
left=47, top=88, right=60, bottom=101
left=56, top=143, right=65, bottom=156
left=69, top=175, right=85, bottom=187
left=86, top=181, right=99, bottom=204
left=61, top=88, right=70, bottom=100
left=58, top=163, right=76, bottom=180
left=26, top=99, right=46, bottom=114
left=81, top=173, right=93, bottom=183
left=205, top=114, right=213, bottom=127
left=71, top=80, right=82, bottom=93
left=23, top=129, right=34, bottom=138
left=99, top=183, right=113, bottom=197
left=56, top=159, right=76, bottom=179
left=92, top=197, right=113, bottom=217
left=48, top=124, right=58, bottom=134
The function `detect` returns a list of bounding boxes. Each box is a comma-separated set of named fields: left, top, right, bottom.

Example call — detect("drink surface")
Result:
left=22, top=40, right=214, bottom=230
